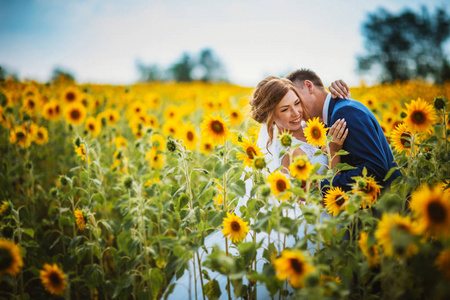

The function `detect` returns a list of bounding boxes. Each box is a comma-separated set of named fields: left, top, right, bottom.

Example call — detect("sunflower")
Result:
left=435, top=249, right=450, bottom=279
left=324, top=187, right=348, bottom=217
left=85, top=116, right=101, bottom=137
left=278, top=130, right=293, bottom=148
left=145, top=93, right=161, bottom=110
left=35, top=126, right=49, bottom=145
left=267, top=171, right=291, bottom=201
left=200, top=140, right=214, bottom=155
left=64, top=103, right=86, bottom=126
left=214, top=181, right=224, bottom=207
left=358, top=232, right=380, bottom=267
left=128, top=101, right=146, bottom=118
left=319, top=274, right=341, bottom=285
left=40, top=263, right=67, bottom=295
left=409, top=184, right=450, bottom=238
left=74, top=209, right=86, bottom=231
left=354, top=177, right=381, bottom=208
left=0, top=201, right=11, bottom=216
left=114, top=136, right=128, bottom=149
left=375, top=213, right=419, bottom=258
left=151, top=134, right=166, bottom=151
left=228, top=108, right=244, bottom=126
left=391, top=122, right=413, bottom=154
left=61, top=87, right=80, bottom=105
left=303, top=117, right=328, bottom=147
left=404, top=98, right=435, bottom=133
left=74, top=143, right=88, bottom=162
left=23, top=96, right=38, bottom=115
left=146, top=114, right=160, bottom=129
left=164, top=104, right=182, bottom=121
left=162, top=120, right=181, bottom=138
left=200, top=114, right=230, bottom=145
left=236, top=137, right=263, bottom=168
left=9, top=126, right=31, bottom=148
left=0, top=238, right=23, bottom=277
left=273, top=249, right=314, bottom=288
left=222, top=212, right=249, bottom=243
left=98, top=109, right=120, bottom=127
left=181, top=122, right=198, bottom=151
left=146, top=147, right=164, bottom=170
left=144, top=177, right=160, bottom=187
left=42, top=101, right=61, bottom=121
left=289, top=156, right=313, bottom=181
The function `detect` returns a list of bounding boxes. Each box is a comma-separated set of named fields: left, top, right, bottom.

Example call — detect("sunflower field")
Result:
left=0, top=77, right=450, bottom=300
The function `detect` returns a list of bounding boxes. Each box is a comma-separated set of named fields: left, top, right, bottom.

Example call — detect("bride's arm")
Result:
left=329, top=80, right=350, bottom=99
left=280, top=147, right=307, bottom=175
left=326, top=119, right=348, bottom=169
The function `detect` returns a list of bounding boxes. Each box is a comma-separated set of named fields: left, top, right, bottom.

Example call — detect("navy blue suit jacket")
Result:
left=323, top=97, right=402, bottom=192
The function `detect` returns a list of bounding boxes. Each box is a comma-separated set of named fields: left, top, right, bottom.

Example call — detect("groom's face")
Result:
left=273, top=89, right=304, bottom=132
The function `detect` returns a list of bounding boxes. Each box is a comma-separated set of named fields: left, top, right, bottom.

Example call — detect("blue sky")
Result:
left=0, top=0, right=448, bottom=87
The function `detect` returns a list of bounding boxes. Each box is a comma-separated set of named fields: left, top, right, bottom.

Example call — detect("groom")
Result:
left=285, top=69, right=402, bottom=192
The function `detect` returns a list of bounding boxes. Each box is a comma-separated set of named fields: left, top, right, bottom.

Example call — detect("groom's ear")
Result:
left=304, top=80, right=314, bottom=94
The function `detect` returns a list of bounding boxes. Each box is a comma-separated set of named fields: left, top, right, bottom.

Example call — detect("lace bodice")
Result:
left=274, top=138, right=328, bottom=175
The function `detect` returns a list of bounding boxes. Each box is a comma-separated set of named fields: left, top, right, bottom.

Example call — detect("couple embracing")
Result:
left=252, top=69, right=401, bottom=193
left=167, top=69, right=401, bottom=299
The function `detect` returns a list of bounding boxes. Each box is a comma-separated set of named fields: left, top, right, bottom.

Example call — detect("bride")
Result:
left=166, top=77, right=349, bottom=299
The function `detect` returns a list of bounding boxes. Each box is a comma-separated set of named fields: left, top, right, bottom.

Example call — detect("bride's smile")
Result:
left=274, top=89, right=304, bottom=132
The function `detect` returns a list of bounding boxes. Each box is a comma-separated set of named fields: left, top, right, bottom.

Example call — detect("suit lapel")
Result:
left=327, top=97, right=338, bottom=125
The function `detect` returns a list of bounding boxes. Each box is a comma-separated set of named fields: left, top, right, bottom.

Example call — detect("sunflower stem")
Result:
left=225, top=237, right=232, bottom=300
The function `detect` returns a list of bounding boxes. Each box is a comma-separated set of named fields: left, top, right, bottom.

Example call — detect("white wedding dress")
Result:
left=166, top=124, right=329, bottom=299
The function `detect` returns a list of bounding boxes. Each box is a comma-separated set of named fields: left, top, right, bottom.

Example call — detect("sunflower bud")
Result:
left=83, top=129, right=88, bottom=136
left=0, top=200, right=12, bottom=216
left=237, top=134, right=243, bottom=143
left=259, top=185, right=271, bottom=198
left=167, top=139, right=177, bottom=152
left=68, top=124, right=73, bottom=131
left=400, top=111, right=407, bottom=119
left=123, top=176, right=133, bottom=189
left=101, top=117, right=107, bottom=127
left=253, top=156, right=266, bottom=170
left=50, top=187, right=59, bottom=197
left=279, top=131, right=292, bottom=148
left=146, top=128, right=153, bottom=134
left=23, top=113, right=31, bottom=122
left=59, top=175, right=70, bottom=186
left=434, top=96, right=448, bottom=111
left=74, top=137, right=81, bottom=147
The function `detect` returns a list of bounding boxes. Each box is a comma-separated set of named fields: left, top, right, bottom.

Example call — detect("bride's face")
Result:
left=273, top=89, right=304, bottom=132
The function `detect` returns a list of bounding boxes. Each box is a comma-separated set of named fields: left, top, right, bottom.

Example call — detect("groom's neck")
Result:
left=312, top=88, right=328, bottom=120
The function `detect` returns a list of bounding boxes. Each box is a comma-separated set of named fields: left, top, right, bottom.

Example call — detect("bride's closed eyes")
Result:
left=280, top=99, right=301, bottom=112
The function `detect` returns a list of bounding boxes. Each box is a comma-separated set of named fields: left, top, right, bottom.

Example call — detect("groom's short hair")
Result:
left=285, top=69, right=324, bottom=88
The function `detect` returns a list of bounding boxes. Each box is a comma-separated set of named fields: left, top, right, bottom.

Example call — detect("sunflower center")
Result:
left=396, top=223, right=410, bottom=233
left=211, top=121, right=224, bottom=134
left=231, top=221, right=241, bottom=232
left=187, top=131, right=194, bottom=141
left=231, top=112, right=238, bottom=118
left=368, top=246, right=376, bottom=256
left=362, top=184, right=374, bottom=194
left=49, top=271, right=62, bottom=285
left=276, top=179, right=286, bottom=192
left=296, top=160, right=305, bottom=170
left=335, top=195, right=345, bottom=207
left=70, top=109, right=81, bottom=120
left=109, top=115, right=114, bottom=121
left=290, top=258, right=303, bottom=274
left=427, top=201, right=446, bottom=223
left=66, top=92, right=76, bottom=102
left=400, top=132, right=411, bottom=148
left=246, top=147, right=256, bottom=159
left=0, top=247, right=13, bottom=270
left=47, top=108, right=53, bottom=115
left=205, top=144, right=211, bottom=150
left=153, top=155, right=159, bottom=162
left=28, top=100, right=35, bottom=108
left=411, top=111, right=425, bottom=124
left=312, top=128, right=320, bottom=138
left=55, top=105, right=60, bottom=114
left=38, top=132, right=44, bottom=139
left=16, top=132, right=25, bottom=140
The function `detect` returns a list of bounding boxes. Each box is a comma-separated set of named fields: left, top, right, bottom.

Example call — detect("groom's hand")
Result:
left=329, top=80, right=350, bottom=99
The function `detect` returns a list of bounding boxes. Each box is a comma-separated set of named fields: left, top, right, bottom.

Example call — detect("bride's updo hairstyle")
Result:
left=250, top=76, right=309, bottom=150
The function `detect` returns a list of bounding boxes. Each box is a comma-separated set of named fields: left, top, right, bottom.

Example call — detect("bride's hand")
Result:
left=328, top=119, right=348, bottom=152
left=329, top=80, right=350, bottom=99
